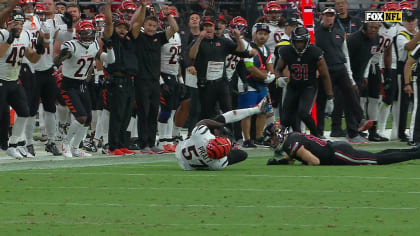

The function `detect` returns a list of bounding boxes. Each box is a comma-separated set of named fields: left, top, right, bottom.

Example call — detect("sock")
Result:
left=131, top=116, right=138, bottom=138
left=71, top=126, right=88, bottom=149
left=391, top=101, right=400, bottom=140
left=9, top=117, right=28, bottom=145
left=222, top=107, right=261, bottom=124
left=63, top=120, right=84, bottom=145
left=158, top=122, right=168, bottom=146
left=25, top=116, right=36, bottom=146
left=376, top=152, right=415, bottom=165
left=101, top=110, right=110, bottom=145
left=173, top=125, right=182, bottom=138
left=273, top=107, right=280, bottom=120
left=56, top=105, right=69, bottom=124
left=91, top=110, right=98, bottom=132
left=166, top=111, right=175, bottom=142
left=94, top=110, right=103, bottom=140
left=38, top=104, right=45, bottom=134
left=360, top=97, right=367, bottom=115
left=367, top=97, right=380, bottom=121
left=44, top=111, right=56, bottom=142
left=377, top=103, right=390, bottom=135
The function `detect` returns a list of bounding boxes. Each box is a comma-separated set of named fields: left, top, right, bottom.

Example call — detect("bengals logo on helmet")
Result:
left=206, top=137, right=231, bottom=160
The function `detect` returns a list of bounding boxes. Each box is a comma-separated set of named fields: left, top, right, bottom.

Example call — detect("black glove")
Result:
left=101, top=37, right=112, bottom=49
left=7, top=28, right=19, bottom=44
left=61, top=12, right=73, bottom=29
left=383, top=68, right=393, bottom=90
left=35, top=38, right=45, bottom=55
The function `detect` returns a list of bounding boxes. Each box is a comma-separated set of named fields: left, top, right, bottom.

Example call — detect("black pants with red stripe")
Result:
left=282, top=85, right=318, bottom=136
left=60, top=78, right=92, bottom=125
left=330, top=141, right=419, bottom=165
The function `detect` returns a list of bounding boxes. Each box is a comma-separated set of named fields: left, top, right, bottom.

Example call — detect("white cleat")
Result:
left=71, top=147, right=92, bottom=157
left=16, top=146, right=28, bottom=158
left=6, top=147, right=24, bottom=159
left=62, top=143, right=73, bottom=158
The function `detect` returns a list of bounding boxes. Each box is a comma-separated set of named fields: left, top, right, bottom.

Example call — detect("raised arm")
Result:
left=0, top=0, right=19, bottom=26
left=103, top=0, right=113, bottom=38
left=130, top=1, right=146, bottom=39
left=189, top=31, right=205, bottom=60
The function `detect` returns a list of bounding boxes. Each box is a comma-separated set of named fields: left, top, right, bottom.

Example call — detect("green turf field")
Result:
left=1, top=143, right=420, bottom=236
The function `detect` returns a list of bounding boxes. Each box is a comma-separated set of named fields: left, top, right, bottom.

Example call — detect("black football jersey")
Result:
left=279, top=45, right=323, bottom=88
left=282, top=132, right=333, bottom=165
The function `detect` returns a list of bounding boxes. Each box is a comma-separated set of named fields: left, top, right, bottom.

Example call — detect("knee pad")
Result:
left=158, top=111, right=171, bottom=123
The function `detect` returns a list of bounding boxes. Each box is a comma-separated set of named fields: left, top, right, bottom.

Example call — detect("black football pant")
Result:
left=60, top=78, right=92, bottom=125
left=0, top=105, right=10, bottom=148
left=397, top=63, right=410, bottom=139
left=135, top=79, right=160, bottom=148
left=0, top=80, right=29, bottom=118
left=202, top=79, right=232, bottom=119
left=282, top=85, right=318, bottom=136
left=186, top=86, right=201, bottom=135
left=108, top=75, right=135, bottom=151
left=330, top=141, right=419, bottom=165
left=317, top=68, right=363, bottom=137
left=32, top=67, right=59, bottom=114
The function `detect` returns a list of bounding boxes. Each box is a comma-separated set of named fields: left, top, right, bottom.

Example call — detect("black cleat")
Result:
left=330, top=130, right=347, bottom=137
left=368, top=133, right=389, bottom=142
left=26, top=144, right=36, bottom=157
left=82, top=140, right=97, bottom=152
left=45, top=142, right=62, bottom=156
left=243, top=140, right=257, bottom=148
left=267, top=158, right=280, bottom=165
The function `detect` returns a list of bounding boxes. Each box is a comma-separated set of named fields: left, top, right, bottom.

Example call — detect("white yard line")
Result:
left=0, top=201, right=418, bottom=211
left=14, top=186, right=420, bottom=195
left=8, top=172, right=420, bottom=180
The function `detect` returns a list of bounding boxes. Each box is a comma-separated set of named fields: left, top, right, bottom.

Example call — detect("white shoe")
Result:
left=62, top=143, right=73, bottom=158
left=6, top=147, right=23, bottom=159
left=71, top=147, right=92, bottom=157
left=16, top=146, right=28, bottom=158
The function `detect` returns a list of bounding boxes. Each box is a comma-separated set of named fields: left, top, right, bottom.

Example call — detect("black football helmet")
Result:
left=291, top=26, right=310, bottom=56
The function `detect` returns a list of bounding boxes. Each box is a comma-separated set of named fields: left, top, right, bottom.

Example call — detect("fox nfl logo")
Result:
left=365, top=11, right=402, bottom=22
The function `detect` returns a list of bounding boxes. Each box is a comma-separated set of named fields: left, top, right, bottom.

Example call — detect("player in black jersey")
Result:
left=264, top=123, right=420, bottom=165
left=275, top=27, right=333, bottom=137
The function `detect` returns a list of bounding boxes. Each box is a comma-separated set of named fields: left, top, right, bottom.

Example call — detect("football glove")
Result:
left=264, top=72, right=275, bottom=84
left=7, top=28, right=19, bottom=44
left=61, top=12, right=73, bottom=29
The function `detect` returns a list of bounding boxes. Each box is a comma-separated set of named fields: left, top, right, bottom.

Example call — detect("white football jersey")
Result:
left=224, top=34, right=250, bottom=80
left=175, top=125, right=228, bottom=171
left=22, top=16, right=41, bottom=73
left=371, top=24, right=397, bottom=66
left=392, top=23, right=405, bottom=69
left=160, top=32, right=181, bottom=76
left=34, top=19, right=60, bottom=71
left=61, top=39, right=100, bottom=80
left=252, top=23, right=285, bottom=53
left=0, top=29, right=31, bottom=81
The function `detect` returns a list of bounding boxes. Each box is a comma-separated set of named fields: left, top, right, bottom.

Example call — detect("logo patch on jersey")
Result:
left=154, top=38, right=158, bottom=42
left=216, top=42, right=221, bottom=46
left=370, top=46, right=377, bottom=54
left=335, top=35, right=341, bottom=39
left=365, top=11, right=402, bottom=22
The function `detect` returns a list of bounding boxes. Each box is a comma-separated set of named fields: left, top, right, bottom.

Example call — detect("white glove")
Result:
left=159, top=76, right=165, bottom=85
left=325, top=98, right=334, bottom=115
left=177, top=76, right=184, bottom=84
left=94, top=69, right=104, bottom=84
left=276, top=77, right=287, bottom=88
left=264, top=72, right=275, bottom=84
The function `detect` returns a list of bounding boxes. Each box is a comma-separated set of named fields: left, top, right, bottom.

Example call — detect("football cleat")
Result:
left=45, top=142, right=62, bottom=156
left=16, top=145, right=28, bottom=158
left=6, top=147, right=23, bottom=159
left=71, top=147, right=92, bottom=157
left=358, top=119, right=374, bottom=132
left=108, top=149, right=125, bottom=156
left=26, top=144, right=35, bottom=157
left=82, top=139, right=97, bottom=152
left=62, top=143, right=73, bottom=158
left=119, top=148, right=135, bottom=155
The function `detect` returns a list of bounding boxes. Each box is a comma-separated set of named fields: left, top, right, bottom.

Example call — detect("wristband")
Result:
left=43, top=38, right=50, bottom=44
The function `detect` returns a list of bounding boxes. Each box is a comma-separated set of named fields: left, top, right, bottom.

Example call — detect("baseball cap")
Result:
left=255, top=23, right=271, bottom=33
left=322, top=7, right=336, bottom=15
left=403, top=10, right=417, bottom=21
left=285, top=17, right=300, bottom=26
left=203, top=16, right=215, bottom=26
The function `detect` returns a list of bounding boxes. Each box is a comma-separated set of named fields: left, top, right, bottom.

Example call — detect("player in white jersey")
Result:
left=157, top=8, right=183, bottom=153
left=363, top=21, right=396, bottom=142
left=252, top=1, right=285, bottom=54
left=54, top=21, right=115, bottom=158
left=176, top=96, right=270, bottom=170
left=0, top=8, right=44, bottom=159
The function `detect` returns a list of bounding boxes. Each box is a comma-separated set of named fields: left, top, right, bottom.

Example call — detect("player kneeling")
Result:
left=176, top=97, right=270, bottom=170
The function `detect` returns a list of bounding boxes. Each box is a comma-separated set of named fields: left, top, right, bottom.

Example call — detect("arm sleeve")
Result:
left=100, top=49, right=115, bottom=64
left=0, top=29, right=9, bottom=43
left=342, top=40, right=355, bottom=85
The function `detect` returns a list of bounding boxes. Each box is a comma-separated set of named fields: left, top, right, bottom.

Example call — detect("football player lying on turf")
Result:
left=175, top=97, right=270, bottom=170
left=264, top=122, right=420, bottom=166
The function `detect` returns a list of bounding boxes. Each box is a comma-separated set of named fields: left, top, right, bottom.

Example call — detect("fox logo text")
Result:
left=365, top=11, right=402, bottom=22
